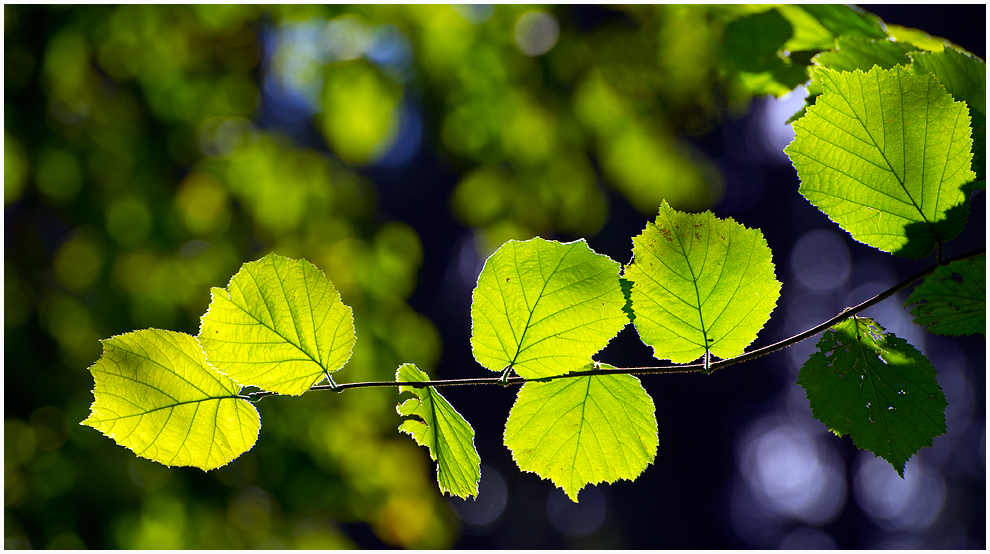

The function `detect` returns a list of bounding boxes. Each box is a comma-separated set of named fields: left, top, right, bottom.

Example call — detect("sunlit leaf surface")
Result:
left=471, top=238, right=628, bottom=380
left=82, top=329, right=260, bottom=470
left=199, top=253, right=356, bottom=396
left=786, top=65, right=975, bottom=258
left=798, top=317, right=946, bottom=475
left=624, top=201, right=781, bottom=364
left=503, top=367, right=658, bottom=501
left=396, top=363, right=481, bottom=499
left=906, top=255, right=986, bottom=336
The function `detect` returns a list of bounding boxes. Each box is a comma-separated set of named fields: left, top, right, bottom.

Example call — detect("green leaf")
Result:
left=910, top=48, right=987, bottom=182
left=624, top=201, right=781, bottom=364
left=503, top=367, right=658, bottom=501
left=814, top=37, right=915, bottom=76
left=790, top=37, right=916, bottom=125
left=396, top=363, right=481, bottom=499
left=906, top=255, right=986, bottom=336
left=470, top=238, right=628, bottom=380
left=82, top=329, right=260, bottom=471
left=199, top=253, right=356, bottom=396
left=885, top=24, right=954, bottom=53
left=785, top=65, right=975, bottom=259
left=798, top=317, right=946, bottom=476
left=798, top=4, right=888, bottom=40
left=721, top=9, right=808, bottom=96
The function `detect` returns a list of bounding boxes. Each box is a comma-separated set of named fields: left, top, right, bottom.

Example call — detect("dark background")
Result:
left=5, top=4, right=984, bottom=549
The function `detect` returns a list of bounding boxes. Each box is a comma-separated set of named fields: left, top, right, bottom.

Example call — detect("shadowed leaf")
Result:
left=798, top=317, right=946, bottom=475
left=906, top=255, right=986, bottom=336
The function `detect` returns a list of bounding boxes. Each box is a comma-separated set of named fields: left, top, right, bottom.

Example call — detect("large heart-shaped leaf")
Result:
left=199, top=253, right=356, bottom=396
left=470, top=238, right=627, bottom=380
left=82, top=329, right=260, bottom=470
left=624, top=201, right=781, bottom=364
left=503, top=367, right=658, bottom=501
left=786, top=65, right=975, bottom=258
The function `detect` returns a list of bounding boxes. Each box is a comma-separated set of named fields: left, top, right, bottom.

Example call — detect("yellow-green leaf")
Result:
left=624, top=201, right=781, bottom=364
left=470, top=238, right=628, bottom=380
left=786, top=65, right=975, bottom=259
left=504, top=367, right=658, bottom=502
left=82, top=329, right=260, bottom=471
left=396, top=363, right=481, bottom=499
left=199, top=253, right=356, bottom=396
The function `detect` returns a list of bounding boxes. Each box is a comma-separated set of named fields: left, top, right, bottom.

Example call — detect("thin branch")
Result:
left=242, top=246, right=985, bottom=400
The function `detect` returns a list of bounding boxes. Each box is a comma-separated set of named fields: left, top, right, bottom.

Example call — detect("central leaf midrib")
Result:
left=229, top=289, right=327, bottom=373
left=846, top=69, right=936, bottom=231
left=670, top=217, right=711, bottom=352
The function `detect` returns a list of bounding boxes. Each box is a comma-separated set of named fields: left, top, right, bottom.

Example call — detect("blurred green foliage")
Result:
left=4, top=4, right=911, bottom=548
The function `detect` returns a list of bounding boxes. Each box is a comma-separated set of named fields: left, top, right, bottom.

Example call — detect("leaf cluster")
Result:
left=81, top=6, right=985, bottom=503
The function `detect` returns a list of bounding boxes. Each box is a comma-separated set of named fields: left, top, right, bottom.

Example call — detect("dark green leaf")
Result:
left=798, top=4, right=888, bottom=40
left=906, top=255, right=986, bottom=336
left=799, top=317, right=946, bottom=476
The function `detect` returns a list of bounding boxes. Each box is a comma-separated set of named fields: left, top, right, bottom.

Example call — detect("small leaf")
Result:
left=624, top=201, right=781, bottom=364
left=82, top=329, right=260, bottom=471
left=470, top=238, right=628, bottom=380
left=396, top=363, right=481, bottom=499
left=798, top=317, right=946, bottom=476
left=906, top=255, right=986, bottom=336
left=503, top=367, right=658, bottom=501
left=199, top=253, right=356, bottom=396
left=786, top=65, right=975, bottom=259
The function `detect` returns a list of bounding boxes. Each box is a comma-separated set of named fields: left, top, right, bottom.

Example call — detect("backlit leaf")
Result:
left=906, top=255, right=986, bottom=336
left=199, top=253, right=356, bottom=396
left=396, top=363, right=481, bottom=499
left=798, top=317, right=946, bottom=476
left=82, top=329, right=260, bottom=470
left=503, top=366, right=658, bottom=501
left=624, top=201, right=781, bottom=364
left=470, top=238, right=627, bottom=380
left=786, top=65, right=975, bottom=258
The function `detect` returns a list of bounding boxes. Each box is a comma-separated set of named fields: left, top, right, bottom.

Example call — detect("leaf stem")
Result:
left=243, top=246, right=985, bottom=399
